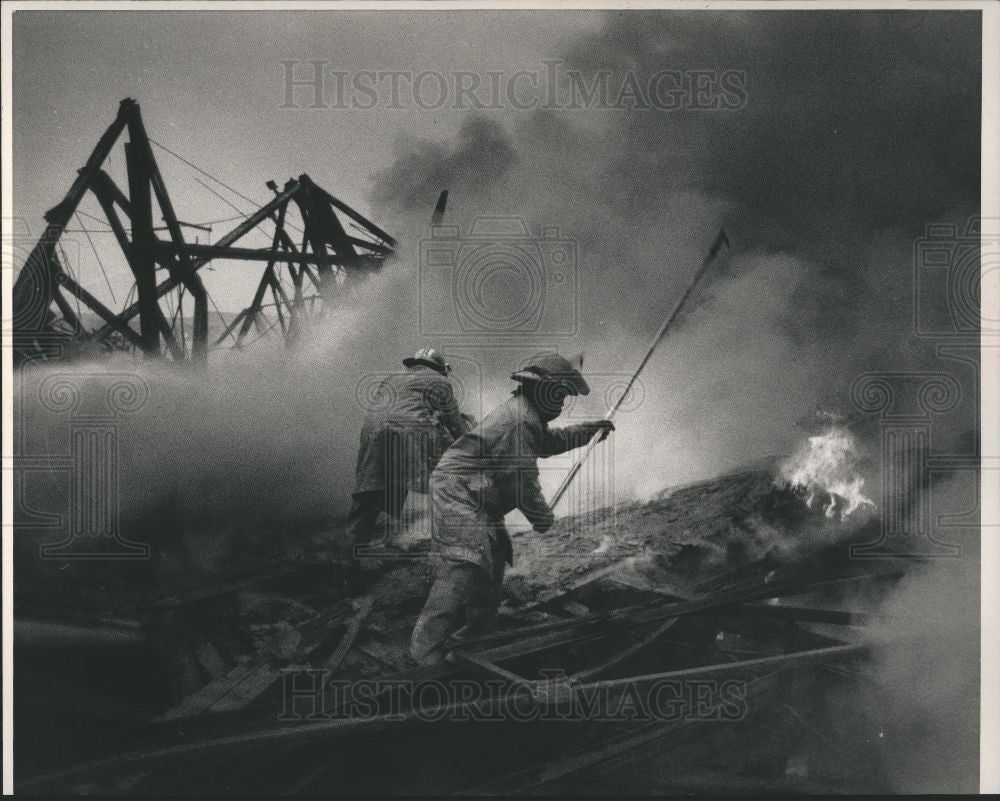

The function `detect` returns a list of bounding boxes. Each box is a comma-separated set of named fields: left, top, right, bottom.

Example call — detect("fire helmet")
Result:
left=511, top=352, right=590, bottom=396
left=403, top=347, right=451, bottom=375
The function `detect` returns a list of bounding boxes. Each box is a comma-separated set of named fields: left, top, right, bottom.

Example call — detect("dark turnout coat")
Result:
left=429, top=393, right=594, bottom=576
left=353, top=365, right=468, bottom=496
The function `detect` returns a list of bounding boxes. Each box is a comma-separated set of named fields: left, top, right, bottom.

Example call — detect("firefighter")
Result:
left=345, top=347, right=470, bottom=561
left=410, top=353, right=614, bottom=665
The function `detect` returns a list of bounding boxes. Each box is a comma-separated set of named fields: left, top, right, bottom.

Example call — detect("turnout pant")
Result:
left=344, top=487, right=408, bottom=556
left=410, top=552, right=505, bottom=666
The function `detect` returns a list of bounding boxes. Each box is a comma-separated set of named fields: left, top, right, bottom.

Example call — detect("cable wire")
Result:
left=73, top=211, right=117, bottom=303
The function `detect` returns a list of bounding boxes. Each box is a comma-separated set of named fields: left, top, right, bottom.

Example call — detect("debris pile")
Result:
left=16, top=456, right=909, bottom=794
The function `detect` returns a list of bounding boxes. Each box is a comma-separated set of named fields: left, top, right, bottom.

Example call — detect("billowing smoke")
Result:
left=363, top=15, right=980, bottom=791
left=862, top=540, right=980, bottom=793
left=13, top=258, right=457, bottom=588
left=367, top=10, right=980, bottom=497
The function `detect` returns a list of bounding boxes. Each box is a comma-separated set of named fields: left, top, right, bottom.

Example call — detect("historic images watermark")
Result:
left=13, top=371, right=152, bottom=560
left=6, top=222, right=152, bottom=560
left=913, top=217, right=999, bottom=339
left=279, top=60, right=748, bottom=112
left=278, top=670, right=749, bottom=724
left=848, top=216, right=995, bottom=559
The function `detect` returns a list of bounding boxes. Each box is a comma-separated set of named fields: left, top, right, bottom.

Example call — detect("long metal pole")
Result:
left=550, top=229, right=730, bottom=509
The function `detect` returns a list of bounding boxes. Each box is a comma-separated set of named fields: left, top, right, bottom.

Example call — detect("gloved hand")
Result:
left=532, top=509, right=555, bottom=534
left=587, top=419, right=616, bottom=442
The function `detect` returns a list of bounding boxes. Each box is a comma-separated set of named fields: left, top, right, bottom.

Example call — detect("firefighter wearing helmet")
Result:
left=410, top=353, right=614, bottom=665
left=346, top=347, right=471, bottom=561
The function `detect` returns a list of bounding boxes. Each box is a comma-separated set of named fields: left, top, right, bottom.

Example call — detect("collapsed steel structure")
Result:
left=11, top=98, right=396, bottom=366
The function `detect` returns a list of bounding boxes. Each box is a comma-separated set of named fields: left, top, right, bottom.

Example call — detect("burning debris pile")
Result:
left=778, top=428, right=875, bottom=520
left=503, top=443, right=879, bottom=609
left=16, top=435, right=925, bottom=794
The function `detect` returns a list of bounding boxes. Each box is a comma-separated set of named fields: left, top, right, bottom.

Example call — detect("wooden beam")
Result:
left=124, top=141, right=160, bottom=356
left=308, top=178, right=397, bottom=248
left=131, top=110, right=209, bottom=363
left=91, top=182, right=301, bottom=342
left=448, top=650, right=536, bottom=690
left=691, top=602, right=874, bottom=627
left=57, top=270, right=143, bottom=348
left=298, top=174, right=358, bottom=262
left=237, top=201, right=288, bottom=347
left=159, top=242, right=346, bottom=266
left=20, top=641, right=870, bottom=794
left=12, top=99, right=133, bottom=333
left=321, top=596, right=375, bottom=674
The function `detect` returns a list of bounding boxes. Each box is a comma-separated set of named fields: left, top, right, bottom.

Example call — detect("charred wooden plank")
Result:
left=320, top=596, right=374, bottom=674
left=155, top=599, right=359, bottom=720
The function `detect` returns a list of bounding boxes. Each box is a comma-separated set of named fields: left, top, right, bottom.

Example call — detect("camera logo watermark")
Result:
left=420, top=218, right=577, bottom=338
left=846, top=216, right=994, bottom=558
left=913, top=217, right=1000, bottom=339
left=280, top=60, right=748, bottom=112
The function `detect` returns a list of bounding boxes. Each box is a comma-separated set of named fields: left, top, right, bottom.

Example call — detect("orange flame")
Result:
left=779, top=428, right=875, bottom=519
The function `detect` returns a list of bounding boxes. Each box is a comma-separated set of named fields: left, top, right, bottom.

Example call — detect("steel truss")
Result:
left=11, top=98, right=396, bottom=366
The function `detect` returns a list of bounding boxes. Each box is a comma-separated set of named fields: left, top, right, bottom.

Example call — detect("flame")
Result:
left=779, top=428, right=875, bottom=519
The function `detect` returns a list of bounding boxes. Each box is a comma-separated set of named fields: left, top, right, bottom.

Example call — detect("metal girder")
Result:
left=12, top=99, right=134, bottom=339
left=124, top=140, right=161, bottom=355
left=309, top=179, right=398, bottom=248
left=14, top=99, right=396, bottom=365
left=91, top=181, right=303, bottom=343
left=162, top=242, right=353, bottom=266
left=131, top=109, right=209, bottom=362
left=236, top=200, right=290, bottom=347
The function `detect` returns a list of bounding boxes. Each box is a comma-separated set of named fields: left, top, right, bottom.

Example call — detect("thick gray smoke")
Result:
left=13, top=259, right=448, bottom=587
left=15, top=11, right=979, bottom=565
left=363, top=14, right=981, bottom=791
left=368, top=10, right=980, bottom=495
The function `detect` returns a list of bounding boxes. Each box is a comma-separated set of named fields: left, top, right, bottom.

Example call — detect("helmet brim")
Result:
left=404, top=357, right=450, bottom=375
left=511, top=370, right=590, bottom=396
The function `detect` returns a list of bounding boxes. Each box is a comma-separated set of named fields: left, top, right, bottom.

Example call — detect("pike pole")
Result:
left=550, top=229, right=730, bottom=510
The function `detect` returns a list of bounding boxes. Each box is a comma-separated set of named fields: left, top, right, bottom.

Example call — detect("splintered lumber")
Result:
left=603, top=571, right=697, bottom=600
left=461, top=573, right=812, bottom=652
left=691, top=603, right=874, bottom=627
left=467, top=567, right=897, bottom=654
left=569, top=616, right=681, bottom=683
left=448, top=650, right=537, bottom=689
left=461, top=644, right=872, bottom=795
left=320, top=596, right=374, bottom=674
left=505, top=559, right=637, bottom=614
left=462, top=671, right=786, bottom=795
left=156, top=598, right=360, bottom=720
left=18, top=641, right=872, bottom=794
